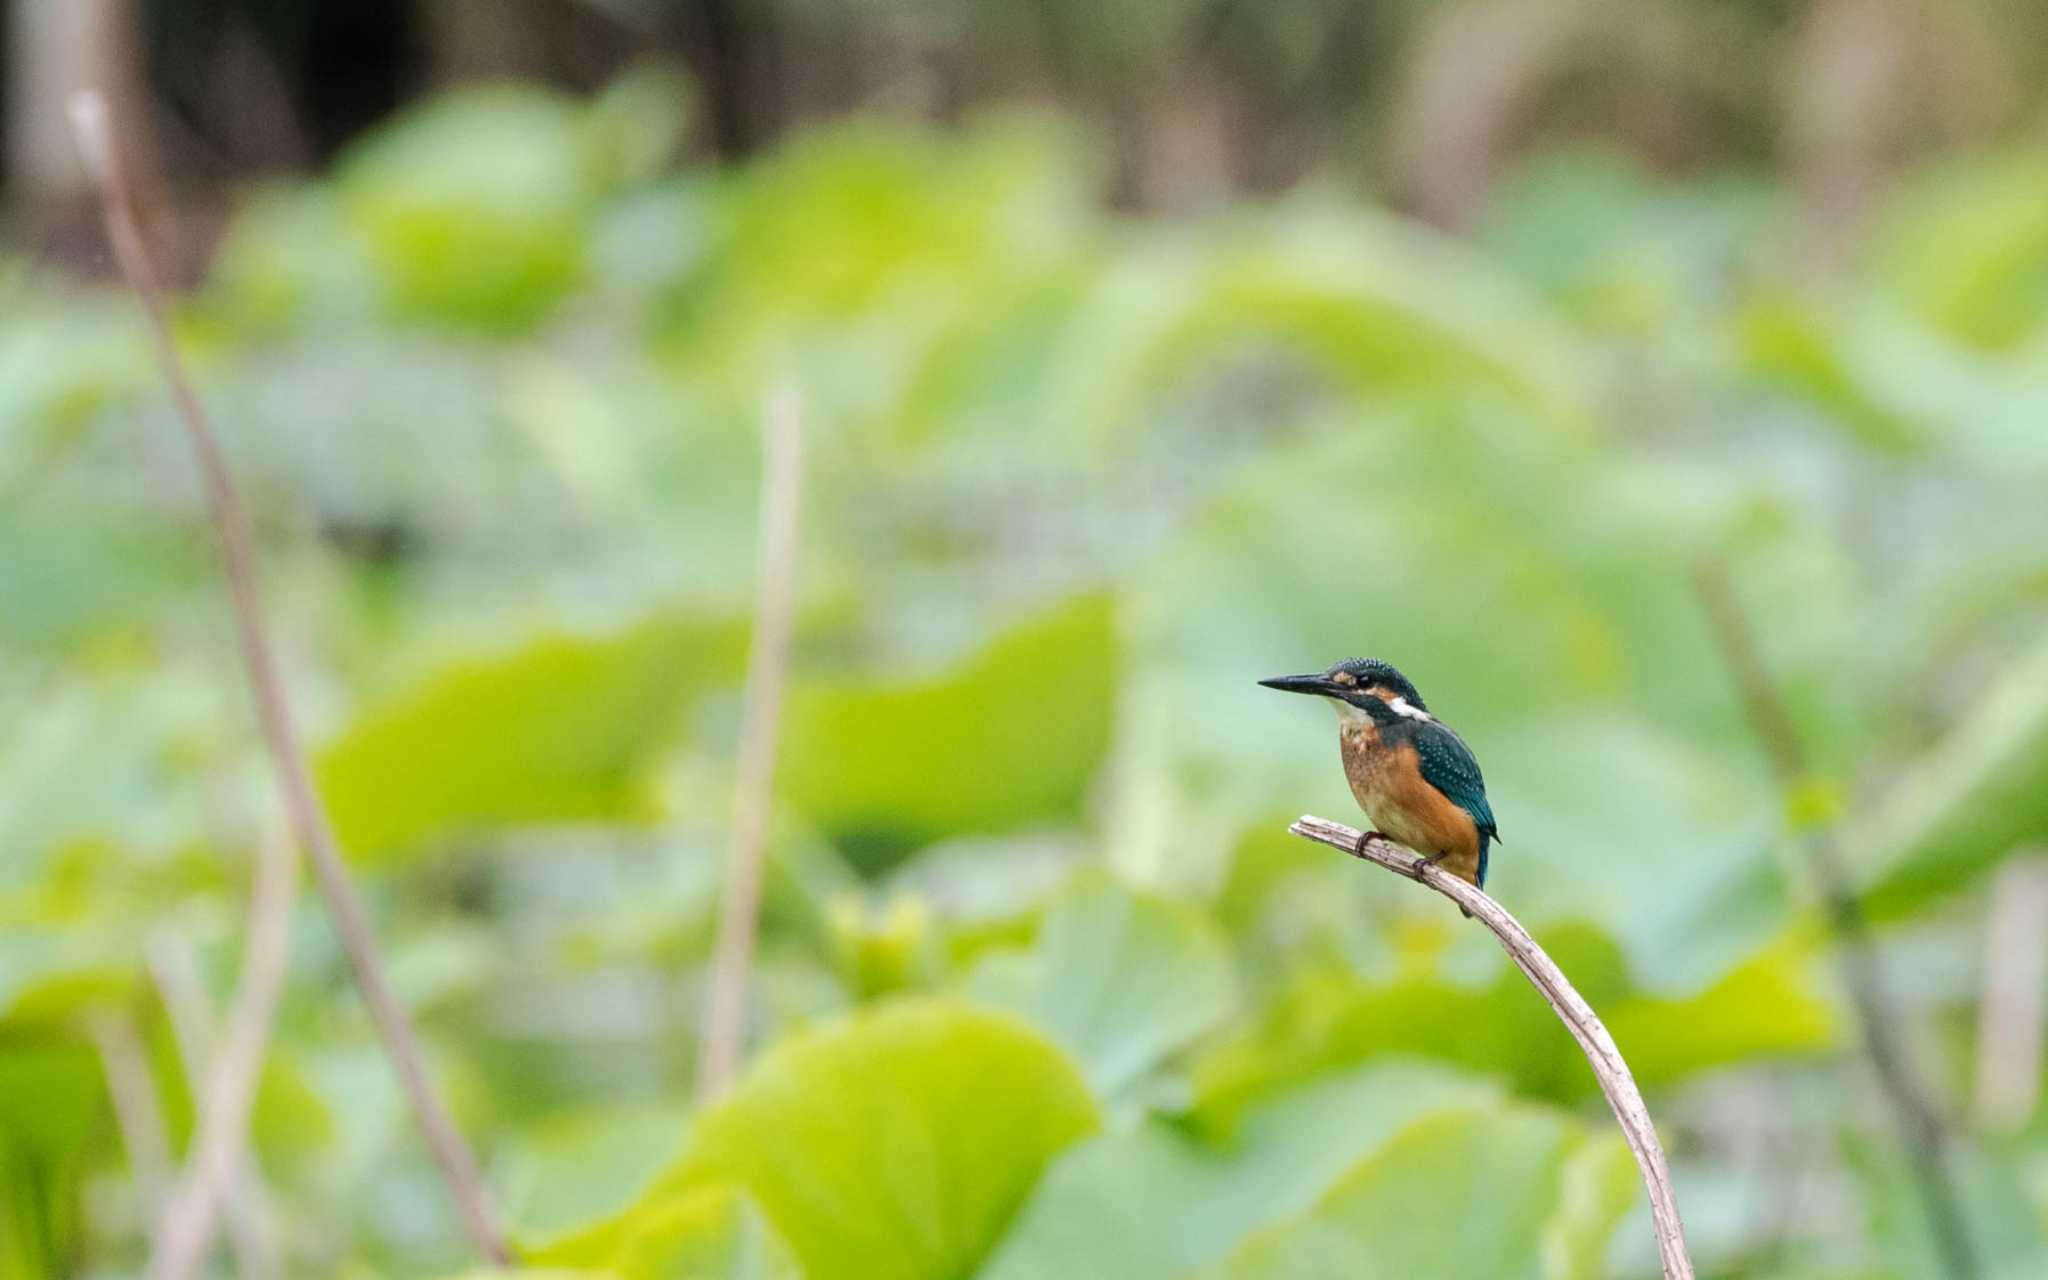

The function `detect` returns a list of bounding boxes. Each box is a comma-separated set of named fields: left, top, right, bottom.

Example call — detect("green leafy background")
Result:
left=6, top=61, right=2048, bottom=1280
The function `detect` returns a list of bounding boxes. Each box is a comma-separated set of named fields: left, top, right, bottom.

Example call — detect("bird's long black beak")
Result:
left=1259, top=673, right=1336, bottom=696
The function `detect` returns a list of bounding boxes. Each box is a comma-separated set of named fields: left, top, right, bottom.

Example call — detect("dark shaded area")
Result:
left=138, top=0, right=424, bottom=167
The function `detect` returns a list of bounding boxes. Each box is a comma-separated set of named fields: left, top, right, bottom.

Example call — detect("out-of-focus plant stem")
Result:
left=698, top=385, right=805, bottom=1101
left=86, top=1009, right=173, bottom=1226
left=145, top=820, right=296, bottom=1280
left=1972, top=855, right=2048, bottom=1130
left=148, top=928, right=283, bottom=1280
left=1693, top=558, right=1980, bottom=1280
left=66, top=89, right=509, bottom=1268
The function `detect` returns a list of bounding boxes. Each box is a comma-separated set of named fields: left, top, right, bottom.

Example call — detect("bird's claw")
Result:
left=1353, top=829, right=1388, bottom=856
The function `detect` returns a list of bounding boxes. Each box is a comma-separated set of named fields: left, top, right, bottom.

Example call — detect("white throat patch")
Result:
left=1387, top=696, right=1433, bottom=722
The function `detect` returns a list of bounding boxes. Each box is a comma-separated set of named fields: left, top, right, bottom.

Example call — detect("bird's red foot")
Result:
left=1412, top=849, right=1450, bottom=877
left=1353, top=829, right=1389, bottom=855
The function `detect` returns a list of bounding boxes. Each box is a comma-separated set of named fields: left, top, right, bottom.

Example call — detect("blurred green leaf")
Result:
left=1194, top=924, right=1832, bottom=1128
left=205, top=185, right=380, bottom=333
left=781, top=595, right=1118, bottom=872
left=1871, top=153, right=2048, bottom=352
left=623, top=998, right=1098, bottom=1280
left=316, top=615, right=744, bottom=863
left=1203, top=1107, right=1580, bottom=1280
left=963, top=873, right=1236, bottom=1096
left=528, top=1184, right=798, bottom=1280
left=983, top=1060, right=1494, bottom=1280
left=338, top=87, right=596, bottom=329
left=1739, top=297, right=1926, bottom=452
left=1541, top=1134, right=1641, bottom=1280
left=1855, top=630, right=2048, bottom=916
left=1603, top=939, right=1838, bottom=1087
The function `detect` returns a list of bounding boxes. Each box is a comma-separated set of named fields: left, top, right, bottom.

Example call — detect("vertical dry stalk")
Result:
left=1693, top=559, right=1980, bottom=1280
left=697, top=386, right=805, bottom=1100
left=87, top=1009, right=175, bottom=1225
left=1288, top=815, right=1696, bottom=1280
left=146, top=822, right=296, bottom=1280
left=1973, top=854, right=2048, bottom=1131
left=148, top=934, right=281, bottom=1280
left=67, top=91, right=507, bottom=1264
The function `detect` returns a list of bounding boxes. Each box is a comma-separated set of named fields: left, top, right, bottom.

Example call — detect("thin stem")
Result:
left=87, top=1009, right=175, bottom=1229
left=1693, top=558, right=1979, bottom=1280
left=698, top=385, right=805, bottom=1100
left=146, top=822, right=296, bottom=1280
left=1289, top=815, right=1696, bottom=1280
left=67, top=91, right=508, bottom=1264
left=1972, top=855, right=2048, bottom=1131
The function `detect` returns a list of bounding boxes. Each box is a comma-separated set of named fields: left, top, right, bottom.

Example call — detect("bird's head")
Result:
left=1259, top=657, right=1431, bottom=724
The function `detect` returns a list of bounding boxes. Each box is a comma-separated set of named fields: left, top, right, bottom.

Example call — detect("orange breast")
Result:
left=1340, top=727, right=1483, bottom=887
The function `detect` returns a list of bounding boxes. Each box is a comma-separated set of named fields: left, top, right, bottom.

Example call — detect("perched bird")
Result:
left=1260, top=658, right=1499, bottom=910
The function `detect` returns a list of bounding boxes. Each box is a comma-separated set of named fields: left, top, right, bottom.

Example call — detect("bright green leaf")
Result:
left=780, top=595, right=1117, bottom=872
left=316, top=616, right=744, bottom=863
left=1194, top=924, right=1832, bottom=1128
left=983, top=1060, right=1494, bottom=1280
left=528, top=1185, right=798, bottom=1280
left=339, top=87, right=595, bottom=329
left=1204, top=1107, right=1578, bottom=1280
left=964, top=873, right=1236, bottom=1095
left=638, top=998, right=1099, bottom=1280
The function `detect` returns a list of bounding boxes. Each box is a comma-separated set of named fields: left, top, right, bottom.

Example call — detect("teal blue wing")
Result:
left=1412, top=722, right=1497, bottom=843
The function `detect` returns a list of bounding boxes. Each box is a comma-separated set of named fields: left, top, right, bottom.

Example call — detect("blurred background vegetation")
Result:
left=6, top=0, right=2048, bottom=1276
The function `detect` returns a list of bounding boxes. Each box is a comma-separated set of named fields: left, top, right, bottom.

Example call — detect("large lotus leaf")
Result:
left=526, top=1184, right=799, bottom=1280
left=651, top=118, right=1092, bottom=443
left=338, top=87, right=595, bottom=329
left=780, top=595, right=1117, bottom=872
left=981, top=1059, right=1494, bottom=1280
left=504, top=1103, right=695, bottom=1242
left=1203, top=1107, right=1585, bottom=1280
left=609, top=998, right=1100, bottom=1280
left=1193, top=923, right=1832, bottom=1129
left=1603, top=939, right=1838, bottom=1087
left=316, top=616, right=745, bottom=863
left=963, top=874, right=1236, bottom=1096
left=1036, top=205, right=1595, bottom=456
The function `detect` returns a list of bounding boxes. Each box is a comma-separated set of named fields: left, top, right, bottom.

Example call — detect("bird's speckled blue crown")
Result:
left=1327, top=657, right=1425, bottom=710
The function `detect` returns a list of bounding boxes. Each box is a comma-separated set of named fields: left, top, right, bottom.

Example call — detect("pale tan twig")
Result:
left=146, top=822, right=297, bottom=1280
left=87, top=1008, right=175, bottom=1226
left=1972, top=854, right=2048, bottom=1131
left=1288, top=815, right=1695, bottom=1280
left=697, top=385, right=804, bottom=1100
left=1693, top=559, right=1979, bottom=1280
left=67, top=90, right=507, bottom=1263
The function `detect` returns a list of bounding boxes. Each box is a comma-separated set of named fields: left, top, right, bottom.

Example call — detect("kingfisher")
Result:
left=1260, top=658, right=1498, bottom=910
